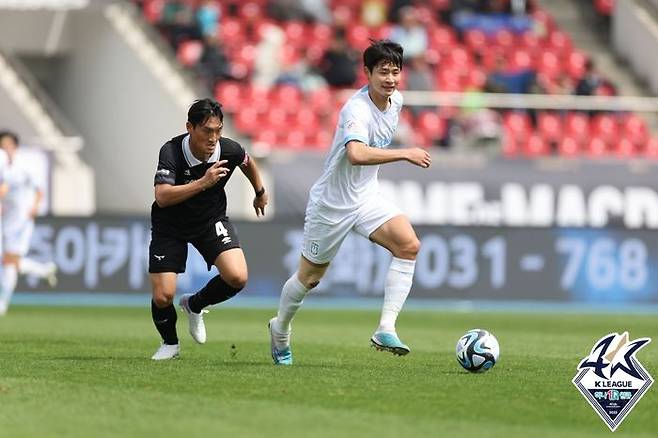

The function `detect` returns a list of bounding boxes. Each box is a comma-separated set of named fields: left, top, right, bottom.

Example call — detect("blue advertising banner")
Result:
left=19, top=218, right=658, bottom=305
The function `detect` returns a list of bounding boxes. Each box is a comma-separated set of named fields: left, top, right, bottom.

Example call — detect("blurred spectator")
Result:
left=159, top=0, right=200, bottom=49
left=253, top=24, right=286, bottom=88
left=196, top=0, right=220, bottom=38
left=388, top=0, right=414, bottom=23
left=459, top=88, right=503, bottom=151
left=300, top=0, right=332, bottom=23
left=389, top=6, right=428, bottom=60
left=487, top=56, right=535, bottom=93
left=574, top=59, right=616, bottom=116
left=362, top=0, right=389, bottom=27
left=318, top=30, right=358, bottom=87
left=198, top=36, right=232, bottom=90
left=267, top=0, right=306, bottom=21
left=276, top=49, right=327, bottom=92
left=405, top=55, right=436, bottom=116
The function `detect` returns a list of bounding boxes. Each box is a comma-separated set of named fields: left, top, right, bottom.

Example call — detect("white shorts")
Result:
left=302, top=194, right=402, bottom=264
left=3, top=217, right=34, bottom=256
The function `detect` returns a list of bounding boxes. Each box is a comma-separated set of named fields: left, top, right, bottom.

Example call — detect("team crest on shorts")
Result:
left=572, top=332, right=653, bottom=431
left=310, top=241, right=319, bottom=256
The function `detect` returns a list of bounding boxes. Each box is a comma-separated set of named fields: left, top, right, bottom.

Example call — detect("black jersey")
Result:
left=151, top=133, right=247, bottom=237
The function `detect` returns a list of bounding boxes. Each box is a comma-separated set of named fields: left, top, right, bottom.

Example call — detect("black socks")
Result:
left=151, top=300, right=178, bottom=345
left=188, top=275, right=243, bottom=313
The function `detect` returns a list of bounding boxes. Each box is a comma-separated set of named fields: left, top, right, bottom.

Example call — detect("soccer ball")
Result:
left=456, top=329, right=500, bottom=373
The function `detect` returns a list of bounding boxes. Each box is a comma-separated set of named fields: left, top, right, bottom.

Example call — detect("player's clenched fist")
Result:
left=405, top=148, right=432, bottom=168
left=201, top=160, right=229, bottom=189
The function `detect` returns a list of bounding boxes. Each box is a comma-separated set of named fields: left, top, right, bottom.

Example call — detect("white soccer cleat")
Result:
left=46, top=262, right=58, bottom=288
left=179, top=293, right=207, bottom=344
left=0, top=301, right=7, bottom=316
left=151, top=343, right=180, bottom=360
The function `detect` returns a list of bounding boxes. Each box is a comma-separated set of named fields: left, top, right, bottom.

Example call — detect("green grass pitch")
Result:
left=0, top=306, right=656, bottom=437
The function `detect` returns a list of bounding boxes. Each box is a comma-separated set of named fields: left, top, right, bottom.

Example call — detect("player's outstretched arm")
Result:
left=154, top=160, right=228, bottom=207
left=346, top=141, right=432, bottom=168
left=239, top=156, right=268, bottom=217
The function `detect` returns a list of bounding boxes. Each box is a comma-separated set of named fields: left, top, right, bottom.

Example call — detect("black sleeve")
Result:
left=226, top=140, right=248, bottom=169
left=154, top=144, right=177, bottom=185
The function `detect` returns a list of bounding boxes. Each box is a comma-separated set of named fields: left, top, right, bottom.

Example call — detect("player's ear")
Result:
left=185, top=121, right=193, bottom=134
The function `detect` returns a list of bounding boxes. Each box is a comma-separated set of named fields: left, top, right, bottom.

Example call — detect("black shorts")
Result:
left=148, top=218, right=241, bottom=273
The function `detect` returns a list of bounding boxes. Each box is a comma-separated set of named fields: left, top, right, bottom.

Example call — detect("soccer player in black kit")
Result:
left=149, top=98, right=268, bottom=360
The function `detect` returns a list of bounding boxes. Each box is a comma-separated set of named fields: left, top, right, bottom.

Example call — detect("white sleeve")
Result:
left=340, top=102, right=370, bottom=147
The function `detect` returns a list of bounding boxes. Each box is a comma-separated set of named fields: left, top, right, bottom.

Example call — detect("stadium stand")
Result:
left=134, top=0, right=656, bottom=157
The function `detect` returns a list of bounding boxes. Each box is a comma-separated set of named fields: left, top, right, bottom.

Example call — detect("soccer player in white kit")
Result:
left=268, top=40, right=432, bottom=365
left=0, top=131, right=57, bottom=316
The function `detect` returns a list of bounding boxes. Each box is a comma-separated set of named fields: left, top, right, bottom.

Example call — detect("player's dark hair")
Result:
left=363, top=40, right=403, bottom=72
left=0, top=130, right=19, bottom=146
left=188, top=98, right=224, bottom=127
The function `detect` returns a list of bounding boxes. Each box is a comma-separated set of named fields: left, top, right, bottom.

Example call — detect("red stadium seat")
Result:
left=509, top=48, right=533, bottom=71
left=436, top=68, right=463, bottom=92
left=537, top=112, right=563, bottom=143
left=283, top=21, right=306, bottom=46
left=586, top=136, right=609, bottom=157
left=567, top=50, right=588, bottom=79
left=464, top=29, right=487, bottom=53
left=238, top=2, right=263, bottom=21
left=214, top=81, right=243, bottom=113
left=235, top=108, right=260, bottom=135
left=347, top=25, right=371, bottom=51
left=615, top=138, right=637, bottom=157
left=308, top=87, right=334, bottom=115
left=143, top=0, right=164, bottom=23
left=594, top=0, right=614, bottom=16
left=281, top=130, right=308, bottom=149
left=519, top=32, right=541, bottom=54
left=503, top=112, right=532, bottom=141
left=645, top=137, right=658, bottom=158
left=429, top=26, right=457, bottom=52
left=307, top=129, right=333, bottom=149
left=537, top=51, right=561, bottom=80
left=252, top=130, right=278, bottom=147
left=557, top=136, right=580, bottom=157
left=547, top=30, right=572, bottom=54
left=493, top=29, right=515, bottom=50
left=621, top=113, right=649, bottom=147
left=590, top=114, right=619, bottom=145
left=372, top=24, right=393, bottom=40
left=272, top=84, right=303, bottom=113
left=444, top=46, right=472, bottom=72
left=177, top=40, right=203, bottom=67
left=416, top=111, right=447, bottom=140
left=465, top=67, right=487, bottom=89
left=291, top=108, right=320, bottom=135
left=219, top=18, right=244, bottom=46
left=564, top=112, right=590, bottom=142
left=524, top=134, right=550, bottom=157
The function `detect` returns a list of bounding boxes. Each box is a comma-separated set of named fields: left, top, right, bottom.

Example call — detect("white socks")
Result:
left=0, top=264, right=18, bottom=309
left=377, top=257, right=416, bottom=334
left=19, top=258, right=53, bottom=278
left=274, top=272, right=309, bottom=334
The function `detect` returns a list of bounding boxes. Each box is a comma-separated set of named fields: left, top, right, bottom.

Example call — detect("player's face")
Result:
left=366, top=61, right=401, bottom=99
left=0, top=136, right=17, bottom=159
left=187, top=116, right=223, bottom=160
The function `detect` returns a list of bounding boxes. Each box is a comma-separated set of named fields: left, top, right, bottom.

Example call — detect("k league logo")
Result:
left=573, top=332, right=653, bottom=431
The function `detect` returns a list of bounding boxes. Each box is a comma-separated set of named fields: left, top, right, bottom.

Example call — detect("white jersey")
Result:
left=2, top=152, right=38, bottom=224
left=308, top=86, right=403, bottom=217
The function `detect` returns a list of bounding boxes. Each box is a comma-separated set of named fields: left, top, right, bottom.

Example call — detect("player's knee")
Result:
left=396, top=238, right=421, bottom=259
left=152, top=292, right=174, bottom=308
left=223, top=272, right=248, bottom=290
